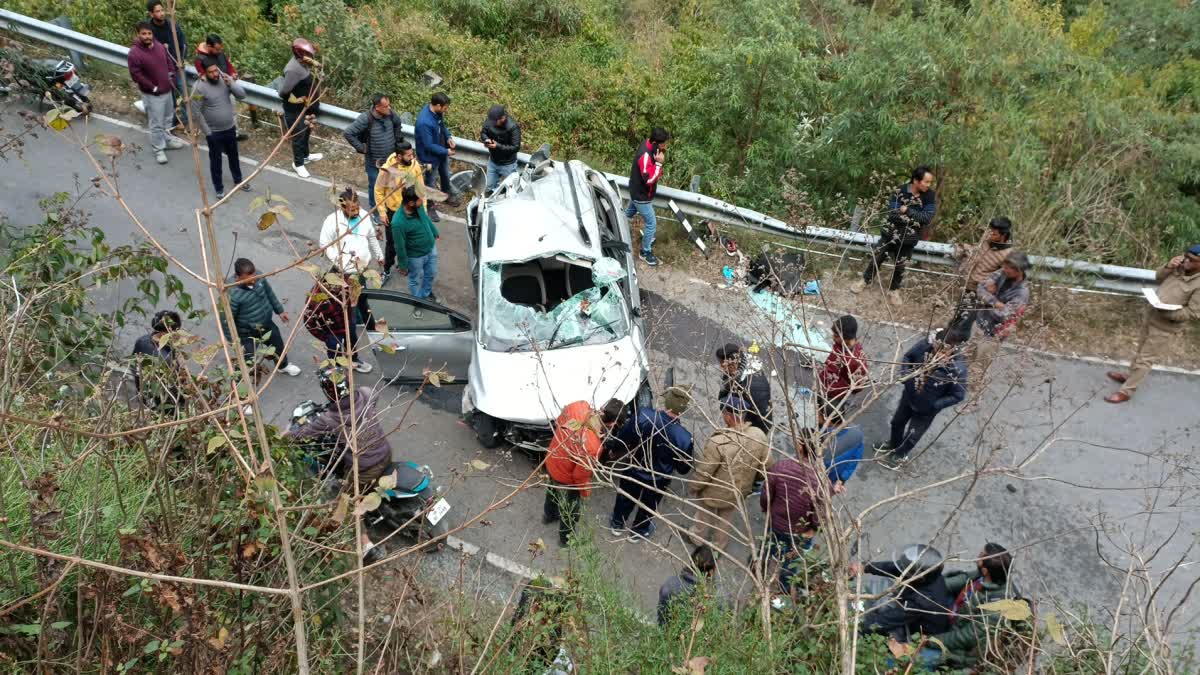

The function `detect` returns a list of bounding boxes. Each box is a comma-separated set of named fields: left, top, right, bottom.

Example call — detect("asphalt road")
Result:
left=3, top=113, right=1199, bottom=637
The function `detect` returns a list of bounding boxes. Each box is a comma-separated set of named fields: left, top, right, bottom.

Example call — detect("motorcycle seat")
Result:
left=383, top=460, right=429, bottom=498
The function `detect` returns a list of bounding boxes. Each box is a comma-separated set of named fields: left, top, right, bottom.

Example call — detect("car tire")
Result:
left=473, top=412, right=503, bottom=448
left=635, top=378, right=653, bottom=411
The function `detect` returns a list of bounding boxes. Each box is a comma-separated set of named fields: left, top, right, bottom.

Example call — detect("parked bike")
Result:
left=0, top=47, right=92, bottom=115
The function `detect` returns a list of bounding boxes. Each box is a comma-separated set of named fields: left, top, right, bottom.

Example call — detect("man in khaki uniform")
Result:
left=687, top=395, right=770, bottom=550
left=1105, top=245, right=1200, bottom=403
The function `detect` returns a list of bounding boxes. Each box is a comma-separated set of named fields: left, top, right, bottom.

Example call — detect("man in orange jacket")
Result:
left=544, top=398, right=627, bottom=546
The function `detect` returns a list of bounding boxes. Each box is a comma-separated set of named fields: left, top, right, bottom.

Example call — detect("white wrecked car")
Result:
left=356, top=152, right=652, bottom=450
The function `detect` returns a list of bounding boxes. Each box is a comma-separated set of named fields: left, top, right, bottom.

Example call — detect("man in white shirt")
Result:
left=319, top=188, right=384, bottom=326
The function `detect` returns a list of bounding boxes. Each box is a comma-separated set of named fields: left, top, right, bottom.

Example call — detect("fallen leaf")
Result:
left=241, top=541, right=259, bottom=558
left=528, top=538, right=546, bottom=555
left=257, top=212, right=277, bottom=231
left=979, top=598, right=1032, bottom=622
left=1046, top=612, right=1066, bottom=645
left=206, top=436, right=225, bottom=454
left=467, top=459, right=491, bottom=471
left=94, top=134, right=124, bottom=156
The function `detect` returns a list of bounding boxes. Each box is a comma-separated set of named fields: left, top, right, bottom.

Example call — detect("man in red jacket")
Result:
left=816, top=314, right=869, bottom=418
left=544, top=399, right=626, bottom=546
left=128, top=21, right=185, bottom=165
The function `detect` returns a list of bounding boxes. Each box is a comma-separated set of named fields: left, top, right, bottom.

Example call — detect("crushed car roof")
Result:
left=480, top=161, right=603, bottom=264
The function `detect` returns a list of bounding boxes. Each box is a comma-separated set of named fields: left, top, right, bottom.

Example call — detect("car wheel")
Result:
left=473, top=412, right=503, bottom=448
left=635, top=378, right=653, bottom=410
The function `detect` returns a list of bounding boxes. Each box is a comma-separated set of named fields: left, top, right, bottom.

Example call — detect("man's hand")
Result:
left=398, top=268, right=408, bottom=276
left=887, top=637, right=913, bottom=658
left=279, top=312, right=290, bottom=323
left=447, top=148, right=456, bottom=156
left=654, top=149, right=665, bottom=164
left=899, top=205, right=908, bottom=214
left=484, top=139, right=496, bottom=149
left=447, top=138, right=456, bottom=150
left=847, top=561, right=862, bottom=577
left=1168, top=255, right=1184, bottom=269
left=833, top=481, right=846, bottom=495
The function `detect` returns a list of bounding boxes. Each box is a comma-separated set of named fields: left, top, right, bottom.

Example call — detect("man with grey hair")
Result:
left=961, top=251, right=1031, bottom=410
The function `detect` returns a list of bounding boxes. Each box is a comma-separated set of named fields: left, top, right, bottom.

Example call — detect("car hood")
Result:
left=468, top=336, right=646, bottom=426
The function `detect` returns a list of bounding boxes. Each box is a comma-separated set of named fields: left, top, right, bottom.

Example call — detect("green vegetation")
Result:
left=7, top=0, right=1198, bottom=265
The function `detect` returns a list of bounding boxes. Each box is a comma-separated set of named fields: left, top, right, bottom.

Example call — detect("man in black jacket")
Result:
left=147, top=0, right=187, bottom=128
left=852, top=166, right=937, bottom=306
left=716, top=343, right=772, bottom=434
left=850, top=544, right=953, bottom=642
left=344, top=93, right=405, bottom=221
left=480, top=105, right=522, bottom=192
left=626, top=127, right=670, bottom=266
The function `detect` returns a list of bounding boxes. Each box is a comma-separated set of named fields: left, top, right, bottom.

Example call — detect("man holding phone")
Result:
left=191, top=63, right=250, bottom=198
left=626, top=127, right=671, bottom=266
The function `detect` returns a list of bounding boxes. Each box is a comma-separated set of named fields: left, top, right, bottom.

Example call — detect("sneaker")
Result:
left=165, top=138, right=186, bottom=150
left=427, top=292, right=439, bottom=304
left=849, top=279, right=866, bottom=294
left=133, top=99, right=146, bottom=114
left=887, top=290, right=902, bottom=307
left=353, top=361, right=373, bottom=374
left=444, top=195, right=462, bottom=208
left=215, top=189, right=225, bottom=199
left=639, top=250, right=660, bottom=266
left=608, top=519, right=625, bottom=537
left=239, top=183, right=252, bottom=193
left=294, top=163, right=310, bottom=178
left=305, top=153, right=324, bottom=164
left=428, top=207, right=441, bottom=223
left=412, top=307, right=423, bottom=320
left=628, top=522, right=656, bottom=542
left=155, top=150, right=168, bottom=165
left=872, top=442, right=895, bottom=457
left=879, top=453, right=911, bottom=471
left=281, top=363, right=302, bottom=377
left=236, top=130, right=249, bottom=141
left=380, top=271, right=391, bottom=285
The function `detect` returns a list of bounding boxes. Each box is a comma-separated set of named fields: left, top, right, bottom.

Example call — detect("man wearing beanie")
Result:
left=609, top=384, right=696, bottom=542
left=1105, top=245, right=1200, bottom=403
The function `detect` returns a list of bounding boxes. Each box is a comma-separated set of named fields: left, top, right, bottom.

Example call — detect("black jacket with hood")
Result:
left=480, top=105, right=521, bottom=165
left=718, top=352, right=773, bottom=432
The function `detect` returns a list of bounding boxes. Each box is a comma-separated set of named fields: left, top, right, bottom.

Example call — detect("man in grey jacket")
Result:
left=343, top=93, right=405, bottom=220
left=222, top=258, right=301, bottom=376
left=193, top=63, right=251, bottom=198
left=962, top=252, right=1031, bottom=409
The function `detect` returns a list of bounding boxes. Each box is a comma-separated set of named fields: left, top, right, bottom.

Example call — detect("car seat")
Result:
left=501, top=264, right=547, bottom=308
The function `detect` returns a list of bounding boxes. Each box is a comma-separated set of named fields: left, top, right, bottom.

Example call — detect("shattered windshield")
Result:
left=481, top=256, right=631, bottom=353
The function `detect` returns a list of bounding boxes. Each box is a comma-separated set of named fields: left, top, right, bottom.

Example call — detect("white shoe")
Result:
left=281, top=364, right=302, bottom=376
left=133, top=100, right=145, bottom=114
left=305, top=153, right=324, bottom=163
left=165, top=138, right=186, bottom=150
left=293, top=164, right=310, bottom=178
left=353, top=361, right=373, bottom=374
left=155, top=150, right=168, bottom=165
left=849, top=280, right=866, bottom=294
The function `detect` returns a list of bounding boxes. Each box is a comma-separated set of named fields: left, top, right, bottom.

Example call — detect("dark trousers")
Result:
left=610, top=474, right=667, bottom=535
left=282, top=106, right=311, bottom=166
left=319, top=319, right=360, bottom=363
left=863, top=229, right=920, bottom=290
left=888, top=395, right=937, bottom=459
left=240, top=321, right=290, bottom=369
left=382, top=209, right=397, bottom=273
left=170, top=71, right=183, bottom=127
left=365, top=158, right=380, bottom=213
left=206, top=128, right=243, bottom=193
left=543, top=480, right=582, bottom=546
left=424, top=155, right=452, bottom=193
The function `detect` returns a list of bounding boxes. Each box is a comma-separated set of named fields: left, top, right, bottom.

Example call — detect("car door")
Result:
left=358, top=290, right=472, bottom=384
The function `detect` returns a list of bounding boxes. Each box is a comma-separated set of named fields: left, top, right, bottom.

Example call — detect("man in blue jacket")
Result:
left=414, top=92, right=459, bottom=221
left=875, top=328, right=967, bottom=470
left=609, top=385, right=695, bottom=542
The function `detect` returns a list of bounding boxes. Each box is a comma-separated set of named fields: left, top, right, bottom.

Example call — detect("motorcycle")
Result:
left=0, top=47, right=93, bottom=115
left=289, top=399, right=452, bottom=555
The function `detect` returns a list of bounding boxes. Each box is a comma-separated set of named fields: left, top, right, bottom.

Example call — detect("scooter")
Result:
left=0, top=48, right=92, bottom=115
left=289, top=399, right=452, bottom=553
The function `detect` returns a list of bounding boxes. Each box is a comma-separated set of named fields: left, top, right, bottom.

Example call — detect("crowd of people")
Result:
left=115, top=12, right=1200, bottom=670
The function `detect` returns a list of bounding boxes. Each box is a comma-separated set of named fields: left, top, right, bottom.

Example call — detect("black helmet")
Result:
left=891, top=544, right=944, bottom=579
left=318, top=366, right=350, bottom=403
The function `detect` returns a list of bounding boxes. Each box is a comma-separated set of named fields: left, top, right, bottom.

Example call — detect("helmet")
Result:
left=291, top=38, right=316, bottom=60
left=891, top=544, right=944, bottom=579
left=318, top=366, right=350, bottom=403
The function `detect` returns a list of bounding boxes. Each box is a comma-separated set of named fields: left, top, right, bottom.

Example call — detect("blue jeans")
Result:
left=365, top=159, right=380, bottom=214
left=486, top=159, right=518, bottom=191
left=625, top=200, right=657, bottom=253
left=405, top=248, right=438, bottom=298
left=320, top=322, right=361, bottom=364
left=424, top=155, right=452, bottom=194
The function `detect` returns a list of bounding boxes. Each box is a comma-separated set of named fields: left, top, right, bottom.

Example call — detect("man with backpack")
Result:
left=343, top=93, right=405, bottom=222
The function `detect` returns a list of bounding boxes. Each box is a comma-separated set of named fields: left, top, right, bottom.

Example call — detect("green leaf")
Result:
left=979, top=598, right=1032, bottom=622
left=50, top=621, right=72, bottom=629
left=303, top=526, right=320, bottom=537
left=143, top=640, right=161, bottom=654
left=207, top=436, right=225, bottom=454
left=353, top=493, right=383, bottom=516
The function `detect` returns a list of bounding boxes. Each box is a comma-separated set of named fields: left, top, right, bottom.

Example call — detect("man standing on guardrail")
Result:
left=344, top=93, right=405, bottom=224
left=480, top=104, right=521, bottom=192
left=128, top=21, right=185, bottom=165
left=851, top=166, right=937, bottom=306
left=627, top=127, right=670, bottom=267
left=1105, top=245, right=1200, bottom=403
left=277, top=38, right=323, bottom=178
left=415, top=92, right=460, bottom=220
left=147, top=1, right=186, bottom=129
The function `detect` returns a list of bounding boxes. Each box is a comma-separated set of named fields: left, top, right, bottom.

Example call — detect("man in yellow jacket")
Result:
left=1106, top=245, right=1200, bottom=403
left=687, top=395, right=770, bottom=550
left=373, top=141, right=426, bottom=278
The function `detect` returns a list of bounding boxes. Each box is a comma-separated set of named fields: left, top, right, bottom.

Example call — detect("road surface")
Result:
left=2, top=112, right=1198, bottom=637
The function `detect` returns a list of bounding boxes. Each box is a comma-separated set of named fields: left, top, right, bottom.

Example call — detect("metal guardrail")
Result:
left=1, top=8, right=1158, bottom=294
